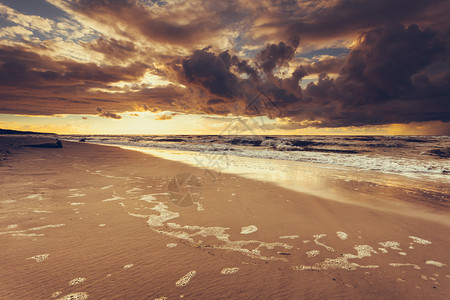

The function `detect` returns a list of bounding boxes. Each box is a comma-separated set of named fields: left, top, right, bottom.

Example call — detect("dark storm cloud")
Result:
left=299, top=57, right=345, bottom=75
left=284, top=0, right=448, bottom=42
left=257, top=41, right=298, bottom=74
left=294, top=24, right=449, bottom=126
left=170, top=24, right=449, bottom=127
left=170, top=48, right=259, bottom=101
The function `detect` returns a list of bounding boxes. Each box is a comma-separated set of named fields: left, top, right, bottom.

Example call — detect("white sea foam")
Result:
left=425, top=260, right=446, bottom=267
left=313, top=234, right=335, bottom=252
left=240, top=225, right=258, bottom=235
left=57, top=292, right=88, bottom=300
left=336, top=231, right=348, bottom=240
left=51, top=291, right=62, bottom=298
left=175, top=270, right=196, bottom=286
left=126, top=187, right=143, bottom=194
left=27, top=254, right=49, bottom=262
left=279, top=235, right=299, bottom=239
left=69, top=278, right=86, bottom=286
left=409, top=236, right=432, bottom=245
left=166, top=243, right=177, bottom=248
left=195, top=202, right=204, bottom=212
left=221, top=267, right=239, bottom=275
left=123, top=264, right=134, bottom=269
left=61, top=135, right=450, bottom=177
left=101, top=185, right=114, bottom=190
left=7, top=224, right=18, bottom=229
left=389, top=263, right=421, bottom=269
left=306, top=250, right=320, bottom=257
left=293, top=245, right=378, bottom=271
left=33, top=210, right=52, bottom=213
left=0, top=199, right=17, bottom=204
left=0, top=224, right=65, bottom=236
left=13, top=233, right=44, bottom=237
left=156, top=223, right=292, bottom=262
left=24, top=194, right=44, bottom=201
left=140, top=194, right=157, bottom=202
left=102, top=194, right=124, bottom=202
left=379, top=241, right=402, bottom=251
left=68, top=193, right=86, bottom=198
left=147, top=203, right=180, bottom=227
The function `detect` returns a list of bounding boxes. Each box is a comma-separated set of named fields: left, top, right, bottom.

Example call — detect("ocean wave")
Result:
left=60, top=135, right=450, bottom=177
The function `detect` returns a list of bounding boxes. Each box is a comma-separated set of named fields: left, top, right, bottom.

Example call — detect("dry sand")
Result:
left=0, top=135, right=449, bottom=299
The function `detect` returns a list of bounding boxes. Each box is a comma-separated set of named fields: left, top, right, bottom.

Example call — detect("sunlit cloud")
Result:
left=0, top=0, right=448, bottom=134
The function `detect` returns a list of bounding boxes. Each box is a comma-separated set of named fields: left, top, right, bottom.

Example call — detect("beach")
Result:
left=0, top=135, right=449, bottom=299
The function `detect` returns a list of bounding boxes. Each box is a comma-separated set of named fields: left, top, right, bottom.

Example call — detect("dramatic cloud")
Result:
left=0, top=0, right=448, bottom=132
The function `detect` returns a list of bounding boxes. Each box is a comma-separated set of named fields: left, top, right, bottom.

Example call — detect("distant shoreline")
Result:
left=0, top=128, right=55, bottom=135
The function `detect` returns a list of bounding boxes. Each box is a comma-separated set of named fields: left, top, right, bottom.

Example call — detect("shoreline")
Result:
left=119, top=144, right=450, bottom=226
left=1, top=136, right=449, bottom=299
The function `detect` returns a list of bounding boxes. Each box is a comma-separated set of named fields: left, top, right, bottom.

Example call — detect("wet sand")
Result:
left=0, top=135, right=449, bottom=299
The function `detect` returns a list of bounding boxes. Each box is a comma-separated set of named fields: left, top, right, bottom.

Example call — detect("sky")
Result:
left=0, top=0, right=449, bottom=135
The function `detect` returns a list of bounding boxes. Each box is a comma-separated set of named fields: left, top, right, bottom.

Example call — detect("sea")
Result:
left=60, top=135, right=449, bottom=175
left=60, top=135, right=450, bottom=211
